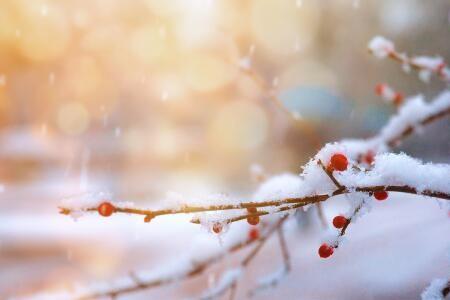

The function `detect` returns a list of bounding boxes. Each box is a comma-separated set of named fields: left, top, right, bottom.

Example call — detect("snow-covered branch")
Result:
left=369, top=36, right=450, bottom=83
left=422, top=279, right=450, bottom=300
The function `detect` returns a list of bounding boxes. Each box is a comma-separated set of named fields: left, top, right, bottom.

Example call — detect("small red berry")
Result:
left=328, top=153, right=348, bottom=172
left=393, top=92, right=403, bottom=106
left=212, top=222, right=223, bottom=234
left=248, top=227, right=259, bottom=240
left=374, top=190, right=388, bottom=201
left=247, top=207, right=257, bottom=214
left=247, top=215, right=260, bottom=226
left=98, top=202, right=115, bottom=217
left=375, top=83, right=385, bottom=96
left=332, top=215, right=348, bottom=229
left=363, top=151, right=375, bottom=165
left=318, top=243, right=334, bottom=258
left=436, top=62, right=446, bottom=75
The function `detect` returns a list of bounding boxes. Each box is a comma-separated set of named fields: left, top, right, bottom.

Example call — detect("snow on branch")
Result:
left=368, top=35, right=450, bottom=83
left=421, top=278, right=450, bottom=300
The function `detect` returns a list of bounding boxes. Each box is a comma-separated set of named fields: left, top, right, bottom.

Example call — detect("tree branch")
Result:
left=60, top=185, right=450, bottom=226
left=75, top=217, right=288, bottom=300
left=196, top=216, right=288, bottom=300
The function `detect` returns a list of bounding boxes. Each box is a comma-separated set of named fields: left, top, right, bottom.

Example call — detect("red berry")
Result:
left=393, top=92, right=403, bottom=105
left=98, top=202, right=115, bottom=217
left=375, top=83, right=385, bottom=96
left=247, top=215, right=260, bottom=226
left=332, top=215, right=348, bottom=229
left=318, top=243, right=334, bottom=258
left=212, top=222, right=222, bottom=234
left=329, top=153, right=348, bottom=172
left=374, top=190, right=388, bottom=201
left=437, top=62, right=446, bottom=74
left=247, top=207, right=257, bottom=214
left=248, top=227, right=259, bottom=240
left=363, top=151, right=375, bottom=165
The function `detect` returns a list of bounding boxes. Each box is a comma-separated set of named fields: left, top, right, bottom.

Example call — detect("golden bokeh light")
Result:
left=16, top=1, right=71, bottom=62
left=57, top=102, right=90, bottom=135
left=208, top=101, right=268, bottom=154
left=250, top=0, right=321, bottom=57
left=130, top=25, right=167, bottom=66
left=183, top=53, right=237, bottom=92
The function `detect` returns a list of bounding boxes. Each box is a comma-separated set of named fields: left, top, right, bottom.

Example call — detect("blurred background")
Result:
left=0, top=0, right=449, bottom=299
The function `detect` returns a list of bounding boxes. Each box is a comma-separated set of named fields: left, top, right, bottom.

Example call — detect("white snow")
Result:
left=412, top=56, right=444, bottom=71
left=377, top=91, right=450, bottom=145
left=199, top=268, right=242, bottom=299
left=250, top=265, right=289, bottom=296
left=421, top=278, right=448, bottom=300
left=338, top=153, right=450, bottom=195
left=252, top=173, right=303, bottom=202
left=368, top=36, right=395, bottom=58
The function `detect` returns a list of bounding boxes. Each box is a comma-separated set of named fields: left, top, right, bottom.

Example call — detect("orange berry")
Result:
left=247, top=215, right=260, bottom=226
left=247, top=207, right=257, bottom=214
left=329, top=153, right=348, bottom=172
left=144, top=215, right=153, bottom=223
left=364, top=151, right=375, bottom=165
left=98, top=202, right=115, bottom=217
left=248, top=227, right=260, bottom=240
left=374, top=191, right=388, bottom=201
left=318, top=243, right=334, bottom=258
left=393, top=92, right=403, bottom=105
left=375, top=83, right=385, bottom=96
left=436, top=62, right=446, bottom=74
left=212, top=222, right=222, bottom=234
left=332, top=215, right=348, bottom=229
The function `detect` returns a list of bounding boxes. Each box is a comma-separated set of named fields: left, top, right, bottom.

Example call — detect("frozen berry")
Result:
left=332, top=215, right=348, bottom=229
left=437, top=62, right=446, bottom=74
left=98, top=202, right=115, bottom=217
left=375, top=83, right=386, bottom=96
left=374, top=190, right=388, bottom=201
left=328, top=153, right=348, bottom=172
left=247, top=207, right=257, bottom=214
left=247, top=215, right=260, bottom=226
left=393, top=92, right=403, bottom=105
left=212, top=222, right=223, bottom=234
left=248, top=227, right=260, bottom=240
left=363, top=151, right=375, bottom=165
left=318, top=243, right=334, bottom=258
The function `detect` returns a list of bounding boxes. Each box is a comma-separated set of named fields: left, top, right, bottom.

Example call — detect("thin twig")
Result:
left=228, top=282, right=237, bottom=300
left=61, top=185, right=450, bottom=224
left=199, top=216, right=288, bottom=300
left=334, top=201, right=364, bottom=248
left=317, top=160, right=344, bottom=190
left=386, top=107, right=450, bottom=147
left=277, top=227, right=291, bottom=272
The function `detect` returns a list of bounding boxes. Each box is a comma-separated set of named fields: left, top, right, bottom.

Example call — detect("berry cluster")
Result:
left=318, top=153, right=390, bottom=258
